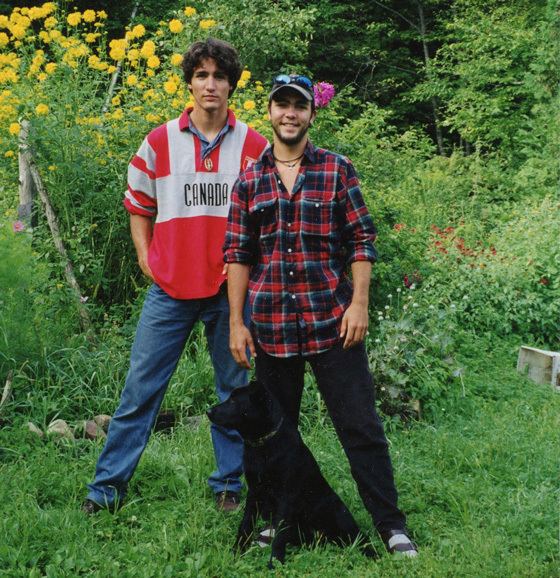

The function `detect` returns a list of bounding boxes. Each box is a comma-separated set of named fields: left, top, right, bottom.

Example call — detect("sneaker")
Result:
left=214, top=491, right=240, bottom=512
left=254, top=524, right=275, bottom=548
left=382, top=529, right=418, bottom=558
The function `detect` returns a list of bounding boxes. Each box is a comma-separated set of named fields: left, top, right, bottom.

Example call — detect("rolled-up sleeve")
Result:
left=340, top=160, right=377, bottom=264
left=224, top=175, right=255, bottom=264
left=124, top=137, right=158, bottom=217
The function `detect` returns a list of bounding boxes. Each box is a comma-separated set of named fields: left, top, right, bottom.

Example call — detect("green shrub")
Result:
left=367, top=286, right=460, bottom=421
left=422, top=197, right=560, bottom=347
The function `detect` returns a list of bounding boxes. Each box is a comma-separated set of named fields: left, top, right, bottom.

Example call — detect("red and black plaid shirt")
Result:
left=224, top=141, right=377, bottom=358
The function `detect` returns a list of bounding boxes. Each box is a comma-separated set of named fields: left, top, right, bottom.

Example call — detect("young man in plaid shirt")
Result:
left=223, top=74, right=418, bottom=556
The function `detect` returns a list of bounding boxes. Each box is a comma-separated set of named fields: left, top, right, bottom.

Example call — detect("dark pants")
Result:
left=254, top=339, right=407, bottom=534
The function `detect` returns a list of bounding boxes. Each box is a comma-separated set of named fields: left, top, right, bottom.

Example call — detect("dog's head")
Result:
left=206, top=380, right=279, bottom=440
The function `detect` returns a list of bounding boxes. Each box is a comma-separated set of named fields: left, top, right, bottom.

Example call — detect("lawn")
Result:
left=0, top=341, right=558, bottom=577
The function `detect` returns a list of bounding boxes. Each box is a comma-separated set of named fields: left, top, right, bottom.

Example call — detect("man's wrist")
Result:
left=230, top=316, right=246, bottom=327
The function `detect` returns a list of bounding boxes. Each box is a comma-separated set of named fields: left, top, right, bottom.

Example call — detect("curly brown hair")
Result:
left=182, top=38, right=241, bottom=97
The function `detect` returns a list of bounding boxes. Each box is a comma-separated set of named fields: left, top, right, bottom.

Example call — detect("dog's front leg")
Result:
left=235, top=491, right=259, bottom=552
left=268, top=512, right=297, bottom=569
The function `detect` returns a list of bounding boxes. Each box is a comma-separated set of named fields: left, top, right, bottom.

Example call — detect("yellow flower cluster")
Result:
left=109, top=38, right=127, bottom=61
left=169, top=19, right=183, bottom=34
left=125, top=24, right=145, bottom=41
left=8, top=121, right=20, bottom=136
left=0, top=3, right=264, bottom=163
left=199, top=19, right=217, bottom=30
left=67, top=12, right=81, bottom=26
left=140, top=40, right=156, bottom=58
left=171, top=53, right=183, bottom=67
left=0, top=52, right=20, bottom=84
left=35, top=103, right=49, bottom=115
left=88, top=55, right=108, bottom=71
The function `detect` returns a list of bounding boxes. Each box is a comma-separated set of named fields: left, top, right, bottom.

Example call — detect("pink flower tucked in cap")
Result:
left=313, top=82, right=336, bottom=108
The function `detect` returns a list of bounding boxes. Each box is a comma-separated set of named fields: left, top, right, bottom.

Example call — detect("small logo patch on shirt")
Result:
left=204, top=157, right=214, bottom=171
left=243, top=156, right=257, bottom=171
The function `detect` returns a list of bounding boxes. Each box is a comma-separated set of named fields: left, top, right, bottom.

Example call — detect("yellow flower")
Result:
left=140, top=40, right=155, bottom=58
left=48, top=165, right=56, bottom=171
left=35, top=103, right=49, bottom=115
left=8, top=122, right=20, bottom=135
left=256, top=85, right=264, bottom=93
left=10, top=24, right=26, bottom=39
left=84, top=32, right=99, bottom=43
left=127, top=48, right=139, bottom=62
left=0, top=32, right=8, bottom=46
left=132, top=24, right=145, bottom=38
left=42, top=3, right=56, bottom=16
left=82, top=10, right=96, bottom=23
left=107, top=65, right=117, bottom=74
left=29, top=6, right=45, bottom=20
left=164, top=80, right=178, bottom=94
left=171, top=53, right=183, bottom=67
left=97, top=11, right=108, bottom=20
left=39, top=30, right=51, bottom=43
left=243, top=100, right=256, bottom=111
left=184, top=7, right=197, bottom=17
left=199, top=19, right=217, bottom=30
left=111, top=95, right=121, bottom=106
left=112, top=108, right=123, bottom=120
left=44, top=16, right=57, bottom=29
left=145, top=112, right=160, bottom=123
left=126, top=74, right=138, bottom=86
left=240, top=70, right=251, bottom=82
left=67, top=12, right=81, bottom=26
left=37, top=72, right=47, bottom=82
left=237, top=80, right=246, bottom=89
left=49, top=29, right=61, bottom=40
left=146, top=68, right=155, bottom=77
left=147, top=55, right=160, bottom=69
left=0, top=15, right=8, bottom=28
left=4, top=150, right=14, bottom=157
left=110, top=47, right=126, bottom=60
left=169, top=19, right=183, bottom=33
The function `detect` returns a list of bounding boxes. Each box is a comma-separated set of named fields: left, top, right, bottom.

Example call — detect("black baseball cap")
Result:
left=269, top=74, right=314, bottom=104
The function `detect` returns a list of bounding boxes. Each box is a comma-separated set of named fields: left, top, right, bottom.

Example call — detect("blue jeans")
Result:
left=86, top=284, right=246, bottom=507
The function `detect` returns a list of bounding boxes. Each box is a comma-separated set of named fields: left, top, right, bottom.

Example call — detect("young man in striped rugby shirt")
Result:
left=83, top=39, right=268, bottom=515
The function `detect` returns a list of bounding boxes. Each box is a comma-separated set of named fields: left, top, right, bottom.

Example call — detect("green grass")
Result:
left=0, top=341, right=558, bottom=577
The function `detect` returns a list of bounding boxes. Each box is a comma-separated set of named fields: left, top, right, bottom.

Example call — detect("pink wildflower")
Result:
left=12, top=220, right=25, bottom=233
left=313, top=82, right=335, bottom=108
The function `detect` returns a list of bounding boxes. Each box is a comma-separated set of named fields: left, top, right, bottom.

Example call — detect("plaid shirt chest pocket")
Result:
left=300, top=194, right=338, bottom=238
left=249, top=195, right=278, bottom=250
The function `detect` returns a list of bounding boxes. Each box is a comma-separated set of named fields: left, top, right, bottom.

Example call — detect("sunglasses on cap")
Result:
left=272, top=74, right=313, bottom=90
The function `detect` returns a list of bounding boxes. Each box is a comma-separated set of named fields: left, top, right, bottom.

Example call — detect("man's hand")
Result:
left=138, top=254, right=155, bottom=281
left=230, top=322, right=256, bottom=368
left=340, top=302, right=369, bottom=349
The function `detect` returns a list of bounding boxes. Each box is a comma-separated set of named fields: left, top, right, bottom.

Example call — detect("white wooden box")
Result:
left=517, top=346, right=560, bottom=391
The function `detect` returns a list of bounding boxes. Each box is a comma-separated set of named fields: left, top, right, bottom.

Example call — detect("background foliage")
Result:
left=0, top=0, right=558, bottom=444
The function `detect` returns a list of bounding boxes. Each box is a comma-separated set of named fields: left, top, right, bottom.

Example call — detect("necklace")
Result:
left=273, top=153, right=304, bottom=169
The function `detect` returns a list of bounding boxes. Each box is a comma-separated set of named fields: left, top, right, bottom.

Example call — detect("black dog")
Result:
left=207, top=380, right=377, bottom=567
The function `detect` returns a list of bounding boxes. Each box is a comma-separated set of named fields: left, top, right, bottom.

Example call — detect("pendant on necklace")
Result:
left=204, top=157, right=213, bottom=171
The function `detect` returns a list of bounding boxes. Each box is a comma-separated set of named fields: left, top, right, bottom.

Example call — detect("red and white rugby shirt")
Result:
left=124, top=108, right=268, bottom=299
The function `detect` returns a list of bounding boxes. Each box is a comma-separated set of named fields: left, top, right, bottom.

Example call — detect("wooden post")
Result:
left=18, top=124, right=94, bottom=336
left=17, top=120, right=35, bottom=228
left=101, top=1, right=140, bottom=114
